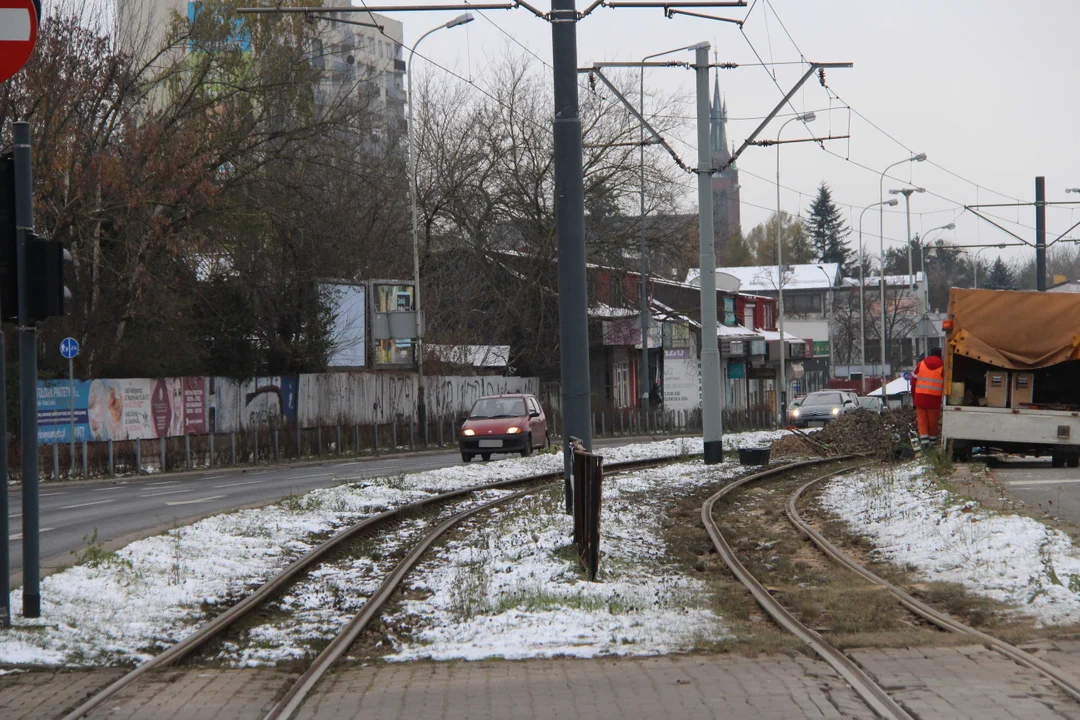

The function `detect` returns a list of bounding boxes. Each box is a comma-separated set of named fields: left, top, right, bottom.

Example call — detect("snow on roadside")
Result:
left=0, top=432, right=778, bottom=667
left=382, top=459, right=743, bottom=662
left=821, top=464, right=1080, bottom=626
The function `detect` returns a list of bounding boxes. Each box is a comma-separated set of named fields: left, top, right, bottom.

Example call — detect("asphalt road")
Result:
left=4, top=435, right=663, bottom=583
left=990, top=457, right=1080, bottom=527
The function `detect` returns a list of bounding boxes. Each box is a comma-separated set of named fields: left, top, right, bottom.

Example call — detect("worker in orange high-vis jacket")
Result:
left=912, top=347, right=945, bottom=449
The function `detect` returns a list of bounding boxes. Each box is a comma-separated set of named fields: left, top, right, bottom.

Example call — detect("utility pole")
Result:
left=14, top=121, right=40, bottom=618
left=551, top=0, right=592, bottom=504
left=1036, top=176, right=1046, bottom=291
left=695, top=43, right=723, bottom=464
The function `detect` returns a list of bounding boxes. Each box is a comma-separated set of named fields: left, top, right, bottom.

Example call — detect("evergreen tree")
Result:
left=723, top=227, right=755, bottom=266
left=983, top=256, right=1016, bottom=290
left=804, top=182, right=853, bottom=271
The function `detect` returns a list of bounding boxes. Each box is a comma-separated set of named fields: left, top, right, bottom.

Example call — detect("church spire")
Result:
left=710, top=69, right=728, bottom=160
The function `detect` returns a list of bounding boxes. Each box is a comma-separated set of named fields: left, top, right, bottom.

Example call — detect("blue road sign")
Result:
left=60, top=337, right=79, bottom=359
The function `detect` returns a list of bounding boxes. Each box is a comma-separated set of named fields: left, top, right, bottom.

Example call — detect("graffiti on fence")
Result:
left=298, top=372, right=415, bottom=425
left=425, top=376, right=538, bottom=420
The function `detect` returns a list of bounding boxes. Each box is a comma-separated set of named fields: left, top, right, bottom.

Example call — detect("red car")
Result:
left=459, top=394, right=548, bottom=462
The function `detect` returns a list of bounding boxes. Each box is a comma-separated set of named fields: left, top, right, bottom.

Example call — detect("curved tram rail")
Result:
left=62, top=455, right=679, bottom=720
left=704, top=458, right=1080, bottom=720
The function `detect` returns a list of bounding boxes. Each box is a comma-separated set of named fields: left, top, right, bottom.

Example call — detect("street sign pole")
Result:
left=60, top=338, right=79, bottom=476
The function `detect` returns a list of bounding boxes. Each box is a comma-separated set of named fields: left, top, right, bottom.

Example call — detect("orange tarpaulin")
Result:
left=947, top=289, right=1080, bottom=369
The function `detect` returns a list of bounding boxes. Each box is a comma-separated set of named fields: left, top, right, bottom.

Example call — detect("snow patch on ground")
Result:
left=0, top=433, right=779, bottom=667
left=821, top=464, right=1080, bottom=627
left=383, top=459, right=743, bottom=662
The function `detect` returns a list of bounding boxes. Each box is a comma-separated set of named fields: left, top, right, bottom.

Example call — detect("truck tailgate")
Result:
left=943, top=406, right=1080, bottom=445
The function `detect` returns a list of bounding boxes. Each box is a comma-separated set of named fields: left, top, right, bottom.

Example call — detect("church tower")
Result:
left=710, top=70, right=741, bottom=262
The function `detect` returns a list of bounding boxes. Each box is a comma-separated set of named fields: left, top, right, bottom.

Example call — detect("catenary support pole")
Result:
left=14, top=122, right=40, bottom=617
left=552, top=0, right=593, bottom=509
left=0, top=330, right=8, bottom=627
left=695, top=44, right=723, bottom=464
left=1036, top=176, right=1047, bottom=291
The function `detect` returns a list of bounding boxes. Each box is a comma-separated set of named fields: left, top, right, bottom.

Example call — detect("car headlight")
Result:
left=831, top=407, right=840, bottom=415
left=506, top=426, right=521, bottom=434
left=463, top=428, right=475, bottom=436
left=792, top=408, right=799, bottom=417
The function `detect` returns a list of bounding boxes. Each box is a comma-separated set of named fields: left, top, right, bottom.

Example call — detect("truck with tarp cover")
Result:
left=942, top=288, right=1080, bottom=465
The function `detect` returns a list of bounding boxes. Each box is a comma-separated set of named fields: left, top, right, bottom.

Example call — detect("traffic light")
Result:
left=0, top=151, right=71, bottom=324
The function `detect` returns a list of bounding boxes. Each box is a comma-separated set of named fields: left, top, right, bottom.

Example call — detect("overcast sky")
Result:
left=399, top=0, right=1080, bottom=268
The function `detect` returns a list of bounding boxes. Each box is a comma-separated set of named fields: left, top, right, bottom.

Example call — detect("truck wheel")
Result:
left=1052, top=453, right=1067, bottom=469
left=949, top=440, right=972, bottom=463
left=1068, top=453, right=1080, bottom=469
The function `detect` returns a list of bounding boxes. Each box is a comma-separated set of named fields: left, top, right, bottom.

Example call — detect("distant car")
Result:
left=786, top=396, right=805, bottom=425
left=858, top=396, right=885, bottom=414
left=790, top=391, right=858, bottom=428
left=459, top=394, right=548, bottom=462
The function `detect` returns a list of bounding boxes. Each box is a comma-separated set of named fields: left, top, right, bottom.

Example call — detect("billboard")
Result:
left=372, top=282, right=415, bottom=365
left=38, top=377, right=208, bottom=444
left=323, top=282, right=366, bottom=368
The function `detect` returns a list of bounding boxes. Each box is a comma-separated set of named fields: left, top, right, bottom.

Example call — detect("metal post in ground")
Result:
left=1036, top=176, right=1047, bottom=291
left=14, top=122, right=41, bottom=616
left=694, top=44, right=723, bottom=464
left=438, top=417, right=443, bottom=447
left=160, top=437, right=165, bottom=473
left=0, top=330, right=7, bottom=626
left=551, top=0, right=592, bottom=512
left=52, top=445, right=58, bottom=481
left=253, top=428, right=259, bottom=465
left=374, top=422, right=379, bottom=455
left=273, top=429, right=279, bottom=462
left=230, top=432, right=236, bottom=466
left=208, top=433, right=214, bottom=468
left=296, top=426, right=301, bottom=459
left=601, top=412, right=605, bottom=437
left=392, top=421, right=397, bottom=450
left=316, top=427, right=322, bottom=456
left=108, top=438, right=114, bottom=476
left=336, top=425, right=341, bottom=455
left=354, top=424, right=359, bottom=455
left=184, top=434, right=191, bottom=469
left=81, top=441, right=87, bottom=476
left=409, top=422, right=414, bottom=450
left=135, top=439, right=141, bottom=474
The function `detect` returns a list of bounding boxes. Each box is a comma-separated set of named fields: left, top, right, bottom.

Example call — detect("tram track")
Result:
left=59, top=454, right=684, bottom=720
left=703, top=458, right=1080, bottom=719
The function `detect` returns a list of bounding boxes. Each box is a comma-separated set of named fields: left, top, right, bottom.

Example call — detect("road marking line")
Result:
left=59, top=499, right=115, bottom=510
left=41, top=492, right=68, bottom=497
left=145, top=481, right=180, bottom=487
left=9, top=528, right=53, bottom=541
left=9, top=513, right=21, bottom=519
left=212, top=480, right=261, bottom=489
left=92, top=486, right=125, bottom=492
left=165, top=495, right=225, bottom=506
left=140, top=488, right=193, bottom=498
left=285, top=473, right=334, bottom=480
left=201, top=476, right=225, bottom=480
left=1005, top=478, right=1080, bottom=486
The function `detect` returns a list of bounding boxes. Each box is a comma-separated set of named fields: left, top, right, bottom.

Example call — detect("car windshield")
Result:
left=858, top=397, right=880, bottom=408
left=469, top=397, right=528, bottom=419
left=803, top=392, right=842, bottom=406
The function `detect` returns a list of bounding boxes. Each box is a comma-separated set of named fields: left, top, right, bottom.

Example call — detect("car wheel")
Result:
left=520, top=434, right=533, bottom=457
left=461, top=452, right=472, bottom=463
left=481, top=452, right=491, bottom=462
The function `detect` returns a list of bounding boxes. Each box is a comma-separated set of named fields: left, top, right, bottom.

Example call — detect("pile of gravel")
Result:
left=771, top=407, right=917, bottom=460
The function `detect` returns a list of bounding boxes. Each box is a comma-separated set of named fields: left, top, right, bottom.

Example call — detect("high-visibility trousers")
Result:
left=917, top=406, right=941, bottom=447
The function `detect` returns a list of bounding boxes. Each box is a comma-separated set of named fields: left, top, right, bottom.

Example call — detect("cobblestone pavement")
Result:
left=6, top=643, right=1080, bottom=719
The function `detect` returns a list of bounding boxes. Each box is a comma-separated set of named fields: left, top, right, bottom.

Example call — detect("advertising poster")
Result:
left=38, top=377, right=210, bottom=443
left=373, top=283, right=415, bottom=365
left=663, top=347, right=700, bottom=416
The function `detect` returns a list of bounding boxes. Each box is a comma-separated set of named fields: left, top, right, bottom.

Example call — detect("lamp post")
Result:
left=858, top=199, right=897, bottom=392
left=879, top=153, right=925, bottom=380
left=639, top=42, right=707, bottom=414
left=973, top=244, right=1007, bottom=288
left=408, top=13, right=473, bottom=444
left=911, top=221, right=954, bottom=355
left=775, top=111, right=815, bottom=423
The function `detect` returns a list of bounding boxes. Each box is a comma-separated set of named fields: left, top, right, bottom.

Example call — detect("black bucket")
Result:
left=738, top=447, right=771, bottom=466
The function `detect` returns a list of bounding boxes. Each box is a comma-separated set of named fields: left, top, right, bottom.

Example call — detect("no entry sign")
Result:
left=0, top=0, right=38, bottom=83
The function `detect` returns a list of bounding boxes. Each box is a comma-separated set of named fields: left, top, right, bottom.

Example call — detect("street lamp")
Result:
left=775, top=111, right=816, bottom=423
left=913, top=221, right=954, bottom=355
left=879, top=153, right=926, bottom=382
left=973, top=245, right=1007, bottom=288
left=639, top=42, right=708, bottom=413
left=408, top=13, right=474, bottom=444
left=859, top=199, right=897, bottom=392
